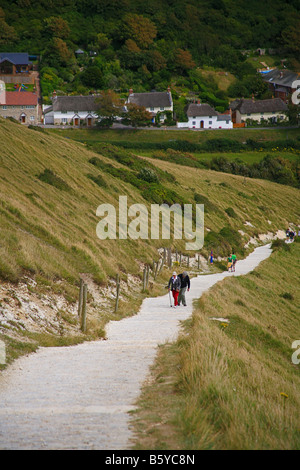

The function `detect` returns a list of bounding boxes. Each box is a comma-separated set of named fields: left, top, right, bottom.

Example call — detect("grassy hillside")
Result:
left=0, top=117, right=299, bottom=365
left=131, top=240, right=300, bottom=450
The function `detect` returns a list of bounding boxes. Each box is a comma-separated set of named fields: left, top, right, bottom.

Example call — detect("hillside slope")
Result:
left=0, top=118, right=299, bottom=363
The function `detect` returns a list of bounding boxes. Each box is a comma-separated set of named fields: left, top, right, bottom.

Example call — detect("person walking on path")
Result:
left=227, top=254, right=233, bottom=272
left=231, top=252, right=237, bottom=272
left=178, top=271, right=190, bottom=306
left=168, top=272, right=181, bottom=308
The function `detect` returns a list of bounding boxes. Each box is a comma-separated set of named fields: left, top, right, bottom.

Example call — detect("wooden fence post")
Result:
left=143, top=268, right=146, bottom=292
left=78, top=278, right=84, bottom=318
left=154, top=261, right=159, bottom=280
left=115, top=274, right=120, bottom=313
left=168, top=248, right=172, bottom=268
left=158, top=258, right=164, bottom=275
left=81, top=283, right=87, bottom=333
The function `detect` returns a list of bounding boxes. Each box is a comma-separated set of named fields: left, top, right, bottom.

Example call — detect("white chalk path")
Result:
left=0, top=244, right=272, bottom=450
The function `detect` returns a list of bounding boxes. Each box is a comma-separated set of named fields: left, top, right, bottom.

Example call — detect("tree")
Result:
left=174, top=49, right=195, bottom=73
left=282, top=21, right=300, bottom=56
left=122, top=103, right=152, bottom=127
left=286, top=98, right=300, bottom=125
left=81, top=66, right=103, bottom=89
left=44, top=16, right=70, bottom=39
left=146, top=50, right=166, bottom=72
left=95, top=90, right=124, bottom=127
left=0, top=8, right=17, bottom=45
left=122, top=14, right=157, bottom=49
left=43, top=38, right=75, bottom=68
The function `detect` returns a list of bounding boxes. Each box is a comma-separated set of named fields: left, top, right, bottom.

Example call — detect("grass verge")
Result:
left=130, top=240, right=300, bottom=450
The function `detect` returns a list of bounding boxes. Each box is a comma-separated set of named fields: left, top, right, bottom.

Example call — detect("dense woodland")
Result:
left=0, top=0, right=299, bottom=111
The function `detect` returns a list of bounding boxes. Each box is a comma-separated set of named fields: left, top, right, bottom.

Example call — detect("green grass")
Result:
left=49, top=127, right=300, bottom=146
left=0, top=116, right=299, bottom=367
left=5, top=84, right=35, bottom=92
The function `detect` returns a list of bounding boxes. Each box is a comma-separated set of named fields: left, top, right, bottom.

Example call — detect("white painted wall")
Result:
left=177, top=116, right=233, bottom=129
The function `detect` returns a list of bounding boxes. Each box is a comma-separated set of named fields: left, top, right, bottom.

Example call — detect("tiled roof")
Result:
left=0, top=53, right=30, bottom=65
left=217, top=114, right=231, bottom=121
left=127, top=91, right=172, bottom=108
left=5, top=91, right=38, bottom=106
left=262, top=68, right=299, bottom=88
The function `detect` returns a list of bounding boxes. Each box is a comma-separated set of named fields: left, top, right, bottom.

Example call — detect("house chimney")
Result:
left=280, top=71, right=283, bottom=78
left=167, top=85, right=171, bottom=94
left=252, top=93, right=255, bottom=102
left=129, top=88, right=133, bottom=95
left=52, top=90, right=57, bottom=101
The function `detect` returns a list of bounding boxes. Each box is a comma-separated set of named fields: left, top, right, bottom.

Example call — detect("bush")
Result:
left=194, top=193, right=220, bottom=214
left=87, top=173, right=107, bottom=188
left=37, top=169, right=70, bottom=191
left=271, top=239, right=290, bottom=251
left=137, top=168, right=159, bottom=183
left=225, top=207, right=237, bottom=218
left=280, top=292, right=294, bottom=301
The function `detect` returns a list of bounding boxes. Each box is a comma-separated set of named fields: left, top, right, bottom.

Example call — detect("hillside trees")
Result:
left=122, top=14, right=157, bottom=48
left=0, top=8, right=17, bottom=45
left=0, top=0, right=297, bottom=106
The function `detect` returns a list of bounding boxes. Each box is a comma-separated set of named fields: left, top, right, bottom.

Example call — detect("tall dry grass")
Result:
left=132, top=241, right=300, bottom=449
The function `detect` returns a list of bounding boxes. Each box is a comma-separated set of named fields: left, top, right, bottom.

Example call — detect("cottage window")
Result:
left=192, top=121, right=196, bottom=125
left=209, top=121, right=212, bottom=125
left=160, top=107, right=164, bottom=111
left=2, top=106, right=7, bottom=110
left=247, top=113, right=251, bottom=116
left=209, top=116, right=212, bottom=118
left=150, top=107, right=154, bottom=111
left=30, top=116, right=35, bottom=121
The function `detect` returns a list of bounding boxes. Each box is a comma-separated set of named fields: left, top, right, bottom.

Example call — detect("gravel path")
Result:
left=0, top=244, right=272, bottom=450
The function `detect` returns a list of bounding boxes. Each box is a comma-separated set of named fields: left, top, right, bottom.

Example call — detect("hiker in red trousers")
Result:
left=168, top=272, right=181, bottom=308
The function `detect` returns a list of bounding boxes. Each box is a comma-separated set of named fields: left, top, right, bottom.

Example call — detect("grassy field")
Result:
left=131, top=239, right=300, bottom=450
left=50, top=126, right=300, bottom=146
left=49, top=127, right=300, bottom=169
left=196, top=67, right=237, bottom=92
left=0, top=117, right=299, bottom=374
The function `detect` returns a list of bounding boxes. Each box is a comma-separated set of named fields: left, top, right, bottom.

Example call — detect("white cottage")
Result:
left=126, top=88, right=173, bottom=123
left=177, top=103, right=233, bottom=129
left=43, top=94, right=99, bottom=126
